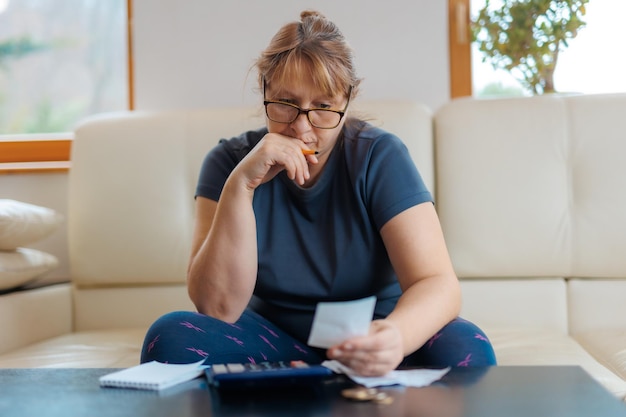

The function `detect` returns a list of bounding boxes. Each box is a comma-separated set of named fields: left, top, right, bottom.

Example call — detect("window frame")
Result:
left=0, top=0, right=135, bottom=173
left=448, top=0, right=472, bottom=98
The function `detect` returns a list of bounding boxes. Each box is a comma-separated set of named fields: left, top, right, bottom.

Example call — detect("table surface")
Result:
left=1, top=366, right=625, bottom=417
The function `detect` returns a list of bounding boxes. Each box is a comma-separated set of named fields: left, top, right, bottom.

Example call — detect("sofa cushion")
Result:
left=568, top=279, right=626, bottom=334
left=574, top=330, right=626, bottom=384
left=0, top=199, right=64, bottom=251
left=73, top=285, right=194, bottom=331
left=460, top=278, right=568, bottom=333
left=434, top=94, right=626, bottom=279
left=569, top=279, right=626, bottom=384
left=484, top=327, right=626, bottom=399
left=0, top=328, right=145, bottom=368
left=69, top=109, right=265, bottom=288
left=0, top=248, right=59, bottom=292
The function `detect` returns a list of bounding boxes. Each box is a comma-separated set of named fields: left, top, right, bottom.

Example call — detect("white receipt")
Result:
left=322, top=360, right=450, bottom=388
left=307, top=296, right=376, bottom=348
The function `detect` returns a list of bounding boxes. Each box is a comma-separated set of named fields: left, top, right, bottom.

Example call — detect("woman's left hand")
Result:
left=326, top=319, right=405, bottom=376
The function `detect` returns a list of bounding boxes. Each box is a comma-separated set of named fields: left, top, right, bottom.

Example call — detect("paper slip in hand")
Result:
left=99, top=360, right=208, bottom=391
left=307, top=296, right=376, bottom=348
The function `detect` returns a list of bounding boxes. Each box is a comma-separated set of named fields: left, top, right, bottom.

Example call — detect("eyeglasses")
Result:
left=263, top=85, right=352, bottom=129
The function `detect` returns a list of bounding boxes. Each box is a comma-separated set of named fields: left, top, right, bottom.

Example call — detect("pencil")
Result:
left=302, top=149, right=319, bottom=155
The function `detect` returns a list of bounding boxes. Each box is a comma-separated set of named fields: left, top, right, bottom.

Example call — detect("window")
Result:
left=451, top=0, right=626, bottom=98
left=0, top=0, right=130, bottom=171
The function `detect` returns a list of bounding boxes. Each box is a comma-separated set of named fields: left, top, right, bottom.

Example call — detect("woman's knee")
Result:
left=405, top=317, right=497, bottom=368
left=437, top=317, right=497, bottom=366
left=141, top=311, right=208, bottom=363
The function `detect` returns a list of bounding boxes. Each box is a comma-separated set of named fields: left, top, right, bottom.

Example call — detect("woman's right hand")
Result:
left=233, top=133, right=318, bottom=190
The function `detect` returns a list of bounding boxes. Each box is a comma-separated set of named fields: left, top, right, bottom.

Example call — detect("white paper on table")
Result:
left=322, top=360, right=450, bottom=388
left=307, top=296, right=376, bottom=348
left=99, top=360, right=208, bottom=391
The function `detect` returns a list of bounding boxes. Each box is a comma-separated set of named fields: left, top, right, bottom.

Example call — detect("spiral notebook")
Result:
left=99, top=360, right=208, bottom=391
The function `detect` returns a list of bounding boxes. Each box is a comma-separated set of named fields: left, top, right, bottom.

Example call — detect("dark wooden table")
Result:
left=1, top=366, right=625, bottom=417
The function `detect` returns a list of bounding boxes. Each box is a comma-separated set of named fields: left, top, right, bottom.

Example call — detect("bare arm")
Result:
left=187, top=182, right=257, bottom=322
left=327, top=202, right=461, bottom=375
left=187, top=133, right=317, bottom=322
left=382, top=202, right=461, bottom=354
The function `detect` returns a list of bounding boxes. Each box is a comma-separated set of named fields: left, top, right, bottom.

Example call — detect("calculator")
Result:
left=206, top=360, right=334, bottom=390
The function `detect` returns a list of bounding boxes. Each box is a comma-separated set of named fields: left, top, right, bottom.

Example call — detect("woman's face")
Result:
left=264, top=75, right=349, bottom=156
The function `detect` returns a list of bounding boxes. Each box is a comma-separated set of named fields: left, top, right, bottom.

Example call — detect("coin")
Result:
left=341, top=387, right=379, bottom=401
left=372, top=392, right=394, bottom=405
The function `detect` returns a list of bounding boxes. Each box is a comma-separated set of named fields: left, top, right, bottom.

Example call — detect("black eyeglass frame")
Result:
left=262, top=80, right=353, bottom=129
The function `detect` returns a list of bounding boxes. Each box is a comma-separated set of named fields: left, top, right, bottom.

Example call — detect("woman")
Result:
left=141, top=10, right=496, bottom=376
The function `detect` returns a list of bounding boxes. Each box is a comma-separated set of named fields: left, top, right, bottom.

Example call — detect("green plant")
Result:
left=0, top=36, right=48, bottom=68
left=472, top=0, right=589, bottom=95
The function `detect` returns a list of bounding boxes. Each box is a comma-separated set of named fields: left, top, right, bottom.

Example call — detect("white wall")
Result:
left=133, top=0, right=450, bottom=112
left=1, top=1, right=450, bottom=282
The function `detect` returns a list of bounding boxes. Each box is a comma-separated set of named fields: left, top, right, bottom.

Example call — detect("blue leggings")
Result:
left=140, top=309, right=496, bottom=367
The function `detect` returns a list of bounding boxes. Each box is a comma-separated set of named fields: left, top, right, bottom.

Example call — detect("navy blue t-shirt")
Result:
left=195, top=120, right=433, bottom=342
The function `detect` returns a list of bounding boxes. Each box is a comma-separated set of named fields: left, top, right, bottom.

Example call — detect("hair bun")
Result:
left=300, top=10, right=326, bottom=21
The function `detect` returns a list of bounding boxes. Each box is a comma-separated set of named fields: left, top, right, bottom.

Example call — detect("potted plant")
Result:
left=471, top=0, right=589, bottom=95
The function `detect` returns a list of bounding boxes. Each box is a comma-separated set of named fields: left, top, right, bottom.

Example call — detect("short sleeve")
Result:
left=195, top=128, right=266, bottom=201
left=354, top=131, right=432, bottom=230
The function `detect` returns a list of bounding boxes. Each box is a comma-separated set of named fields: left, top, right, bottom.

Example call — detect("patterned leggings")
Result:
left=140, top=309, right=497, bottom=368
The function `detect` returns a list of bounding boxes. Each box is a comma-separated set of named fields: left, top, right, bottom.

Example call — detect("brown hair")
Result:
left=255, top=10, right=361, bottom=100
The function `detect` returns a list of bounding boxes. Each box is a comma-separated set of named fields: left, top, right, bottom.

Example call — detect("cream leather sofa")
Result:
left=1, top=94, right=625, bottom=399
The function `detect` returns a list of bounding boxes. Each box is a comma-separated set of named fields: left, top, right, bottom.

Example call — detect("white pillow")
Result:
left=0, top=199, right=64, bottom=250
left=0, top=248, right=59, bottom=291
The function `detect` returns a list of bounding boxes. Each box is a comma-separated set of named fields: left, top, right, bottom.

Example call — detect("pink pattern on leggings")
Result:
left=225, top=334, right=244, bottom=346
left=146, top=334, right=160, bottom=353
left=260, top=324, right=279, bottom=338
left=180, top=321, right=206, bottom=333
left=294, top=344, right=308, bottom=354
left=474, top=333, right=489, bottom=342
left=259, top=335, right=278, bottom=351
left=427, top=332, right=442, bottom=348
left=457, top=353, right=472, bottom=366
left=186, top=347, right=209, bottom=358
left=227, top=322, right=243, bottom=331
